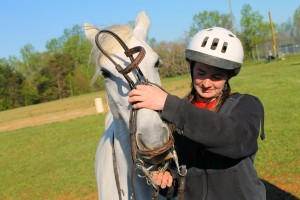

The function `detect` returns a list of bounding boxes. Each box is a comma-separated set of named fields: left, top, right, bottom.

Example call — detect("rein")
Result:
left=95, top=30, right=183, bottom=200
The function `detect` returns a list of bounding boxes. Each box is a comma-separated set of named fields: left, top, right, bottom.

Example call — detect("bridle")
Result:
left=95, top=29, right=187, bottom=200
left=94, top=30, right=181, bottom=200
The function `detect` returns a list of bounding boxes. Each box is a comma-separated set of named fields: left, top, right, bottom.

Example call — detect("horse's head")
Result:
left=84, top=11, right=171, bottom=159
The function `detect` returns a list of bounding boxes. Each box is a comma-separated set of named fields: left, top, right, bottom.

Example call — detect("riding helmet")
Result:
left=185, top=27, right=244, bottom=76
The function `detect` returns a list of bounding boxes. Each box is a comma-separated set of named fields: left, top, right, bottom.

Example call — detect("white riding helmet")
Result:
left=186, top=27, right=244, bottom=76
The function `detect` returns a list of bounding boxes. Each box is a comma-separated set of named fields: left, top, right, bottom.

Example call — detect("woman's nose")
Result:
left=202, top=78, right=212, bottom=88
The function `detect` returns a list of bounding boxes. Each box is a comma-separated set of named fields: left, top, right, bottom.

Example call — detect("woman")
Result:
left=128, top=27, right=266, bottom=199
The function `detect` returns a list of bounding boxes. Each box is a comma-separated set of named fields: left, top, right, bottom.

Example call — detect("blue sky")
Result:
left=1, top=0, right=299, bottom=59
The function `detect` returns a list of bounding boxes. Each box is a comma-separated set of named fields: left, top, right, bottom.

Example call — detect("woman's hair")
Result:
left=186, top=62, right=233, bottom=112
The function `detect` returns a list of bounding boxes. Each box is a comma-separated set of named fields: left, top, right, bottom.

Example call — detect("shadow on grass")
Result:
left=262, top=180, right=298, bottom=200
left=290, top=62, right=300, bottom=66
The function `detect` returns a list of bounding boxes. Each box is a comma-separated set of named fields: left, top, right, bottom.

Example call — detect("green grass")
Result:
left=0, top=55, right=300, bottom=199
left=0, top=114, right=106, bottom=199
left=232, top=56, right=300, bottom=198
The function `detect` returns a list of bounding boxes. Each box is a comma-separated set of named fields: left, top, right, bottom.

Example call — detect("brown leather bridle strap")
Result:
left=95, top=30, right=147, bottom=89
left=112, top=133, right=123, bottom=200
left=129, top=108, right=138, bottom=164
left=122, top=46, right=146, bottom=75
left=137, top=135, right=174, bottom=159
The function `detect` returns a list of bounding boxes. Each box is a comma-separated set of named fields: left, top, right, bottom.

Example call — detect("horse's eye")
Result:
left=101, top=69, right=110, bottom=78
left=154, top=59, right=161, bottom=68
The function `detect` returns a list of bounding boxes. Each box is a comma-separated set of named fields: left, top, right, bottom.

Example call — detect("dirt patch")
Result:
left=0, top=106, right=100, bottom=132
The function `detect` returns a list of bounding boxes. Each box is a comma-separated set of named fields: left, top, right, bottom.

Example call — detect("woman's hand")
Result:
left=152, top=171, right=173, bottom=189
left=128, top=84, right=168, bottom=110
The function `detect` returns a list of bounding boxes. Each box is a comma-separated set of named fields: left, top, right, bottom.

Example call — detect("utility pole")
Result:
left=228, top=0, right=236, bottom=34
left=268, top=11, right=277, bottom=57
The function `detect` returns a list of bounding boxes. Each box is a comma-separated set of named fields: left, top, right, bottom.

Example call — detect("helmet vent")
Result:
left=210, top=38, right=219, bottom=50
left=228, top=34, right=234, bottom=37
left=201, top=37, right=209, bottom=47
left=221, top=42, right=228, bottom=53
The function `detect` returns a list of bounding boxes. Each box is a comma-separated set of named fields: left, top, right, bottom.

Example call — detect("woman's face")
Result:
left=192, top=62, right=228, bottom=101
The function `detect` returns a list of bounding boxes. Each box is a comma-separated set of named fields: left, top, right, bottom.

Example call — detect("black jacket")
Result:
left=159, top=94, right=266, bottom=200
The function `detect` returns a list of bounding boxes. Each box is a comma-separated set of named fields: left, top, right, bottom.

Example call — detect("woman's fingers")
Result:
left=128, top=84, right=167, bottom=110
left=151, top=171, right=173, bottom=189
left=166, top=174, right=173, bottom=187
left=156, top=172, right=163, bottom=185
left=152, top=172, right=158, bottom=181
left=161, top=171, right=172, bottom=188
left=128, top=85, right=145, bottom=97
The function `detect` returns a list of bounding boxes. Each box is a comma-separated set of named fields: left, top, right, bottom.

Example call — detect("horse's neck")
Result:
left=113, top=117, right=129, bottom=137
left=111, top=117, right=132, bottom=166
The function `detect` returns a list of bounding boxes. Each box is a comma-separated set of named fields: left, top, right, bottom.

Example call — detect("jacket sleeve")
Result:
left=160, top=94, right=262, bottom=159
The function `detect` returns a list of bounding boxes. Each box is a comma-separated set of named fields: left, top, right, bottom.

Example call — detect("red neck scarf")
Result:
left=192, top=98, right=216, bottom=110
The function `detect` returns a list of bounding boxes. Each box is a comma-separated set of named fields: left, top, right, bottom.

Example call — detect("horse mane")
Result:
left=91, top=25, right=133, bottom=82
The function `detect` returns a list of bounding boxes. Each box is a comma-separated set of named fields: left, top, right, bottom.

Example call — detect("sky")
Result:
left=1, top=0, right=299, bottom=59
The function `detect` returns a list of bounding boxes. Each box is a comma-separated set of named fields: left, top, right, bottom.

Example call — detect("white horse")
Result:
left=84, top=11, right=173, bottom=200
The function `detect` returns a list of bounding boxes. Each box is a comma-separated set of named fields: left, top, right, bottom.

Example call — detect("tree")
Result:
left=0, top=58, right=8, bottom=66
left=46, top=38, right=62, bottom=55
left=46, top=24, right=96, bottom=94
left=280, top=18, right=296, bottom=39
left=148, top=37, right=157, bottom=47
left=154, top=41, right=187, bottom=78
left=240, top=4, right=268, bottom=59
left=189, top=11, right=233, bottom=36
left=19, top=44, right=45, bottom=77
left=62, top=34, right=91, bottom=66
left=46, top=24, right=90, bottom=62
left=18, top=50, right=53, bottom=105
left=0, top=64, right=24, bottom=110
left=41, top=53, right=76, bottom=99
left=21, top=76, right=40, bottom=105
left=7, top=56, right=21, bottom=70
left=275, top=20, right=295, bottom=48
left=293, top=5, right=300, bottom=39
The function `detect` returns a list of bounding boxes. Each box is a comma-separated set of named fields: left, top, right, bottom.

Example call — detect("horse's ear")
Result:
left=133, top=11, right=150, bottom=41
left=84, top=23, right=100, bottom=44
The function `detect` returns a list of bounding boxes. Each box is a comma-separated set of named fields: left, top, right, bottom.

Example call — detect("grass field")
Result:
left=1, top=55, right=300, bottom=199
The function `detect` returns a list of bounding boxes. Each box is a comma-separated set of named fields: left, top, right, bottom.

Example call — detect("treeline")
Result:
left=1, top=4, right=300, bottom=111
left=0, top=25, right=105, bottom=111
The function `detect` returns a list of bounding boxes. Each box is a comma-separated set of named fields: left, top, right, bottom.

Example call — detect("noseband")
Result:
left=95, top=30, right=183, bottom=200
